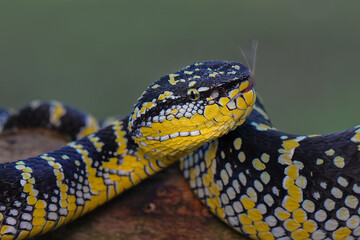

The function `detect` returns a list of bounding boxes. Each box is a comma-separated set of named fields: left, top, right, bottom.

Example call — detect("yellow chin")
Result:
left=135, top=89, right=256, bottom=161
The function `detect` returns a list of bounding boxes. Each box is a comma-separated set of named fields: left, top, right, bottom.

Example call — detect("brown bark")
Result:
left=0, top=130, right=247, bottom=240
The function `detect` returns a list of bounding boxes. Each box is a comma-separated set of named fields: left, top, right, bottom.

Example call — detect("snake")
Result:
left=0, top=60, right=359, bottom=240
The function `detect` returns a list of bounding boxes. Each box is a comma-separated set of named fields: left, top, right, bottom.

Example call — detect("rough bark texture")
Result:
left=0, top=130, right=248, bottom=240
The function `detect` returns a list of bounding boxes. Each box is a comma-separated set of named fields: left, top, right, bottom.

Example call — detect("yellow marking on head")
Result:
left=158, top=91, right=173, bottom=101
left=168, top=73, right=179, bottom=85
left=188, top=81, right=196, bottom=87
left=282, top=140, right=300, bottom=150
left=209, top=72, right=218, bottom=77
left=219, top=97, right=230, bottom=106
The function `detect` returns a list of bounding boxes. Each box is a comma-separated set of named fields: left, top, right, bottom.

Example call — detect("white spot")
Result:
left=232, top=179, right=241, bottom=193
left=336, top=207, right=350, bottom=221
left=271, top=226, right=286, bottom=237
left=48, top=212, right=58, bottom=221
left=232, top=201, right=243, bottom=213
left=324, top=199, right=336, bottom=211
left=313, top=192, right=320, bottom=200
left=19, top=221, right=32, bottom=231
left=226, top=187, right=236, bottom=200
left=346, top=215, right=360, bottom=229
left=264, top=194, right=274, bottom=207
left=257, top=203, right=267, bottom=215
left=311, top=230, right=326, bottom=240
left=5, top=217, right=16, bottom=225
left=221, top=193, right=229, bottom=205
left=302, top=199, right=315, bottom=213
left=354, top=184, right=360, bottom=194
left=225, top=205, right=235, bottom=216
left=225, top=163, right=233, bottom=177
left=345, top=195, right=359, bottom=209
left=272, top=186, right=280, bottom=196
left=238, top=172, right=247, bottom=186
left=228, top=216, right=239, bottom=226
left=254, top=180, right=264, bottom=192
left=265, top=216, right=277, bottom=227
left=220, top=169, right=229, bottom=185
left=331, top=187, right=343, bottom=199
left=320, top=182, right=327, bottom=189
left=314, top=209, right=327, bottom=222
left=324, top=219, right=338, bottom=231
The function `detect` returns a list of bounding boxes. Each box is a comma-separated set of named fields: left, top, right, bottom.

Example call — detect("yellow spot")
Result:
left=284, top=219, right=301, bottom=231
left=333, top=227, right=351, bottom=239
left=236, top=97, right=247, bottom=110
left=334, top=156, right=345, bottom=168
left=219, top=97, right=230, bottom=106
left=239, top=214, right=252, bottom=225
left=325, top=149, right=335, bottom=156
left=285, top=165, right=299, bottom=180
left=204, top=104, right=220, bottom=120
left=291, top=229, right=310, bottom=240
left=241, top=196, right=255, bottom=210
left=254, top=221, right=270, bottom=232
left=35, top=200, right=46, bottom=209
left=229, top=88, right=240, bottom=99
left=239, top=81, right=249, bottom=91
left=27, top=196, right=36, bottom=205
left=33, top=208, right=46, bottom=218
left=242, top=225, right=257, bottom=235
left=303, top=220, right=317, bottom=233
left=248, top=209, right=263, bottom=221
left=282, top=196, right=300, bottom=212
left=243, top=90, right=255, bottom=105
left=33, top=217, right=46, bottom=226
left=261, top=153, right=270, bottom=163
left=351, top=129, right=360, bottom=143
left=189, top=81, right=196, bottom=87
left=288, top=185, right=303, bottom=202
left=258, top=232, right=275, bottom=240
left=151, top=84, right=160, bottom=89
left=252, top=158, right=266, bottom=171
left=282, top=139, right=300, bottom=150
left=316, top=158, right=323, bottom=165
left=293, top=208, right=307, bottom=223
left=209, top=72, right=219, bottom=77
left=283, top=176, right=294, bottom=190
left=275, top=208, right=291, bottom=221
left=233, top=138, right=242, bottom=150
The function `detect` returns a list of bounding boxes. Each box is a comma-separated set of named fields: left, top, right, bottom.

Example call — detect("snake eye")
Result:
left=187, top=89, right=200, bottom=101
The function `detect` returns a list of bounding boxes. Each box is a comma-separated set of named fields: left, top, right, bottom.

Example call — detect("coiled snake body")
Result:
left=0, top=61, right=358, bottom=240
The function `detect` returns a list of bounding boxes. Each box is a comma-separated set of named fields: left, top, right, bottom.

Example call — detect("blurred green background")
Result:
left=0, top=0, right=359, bottom=134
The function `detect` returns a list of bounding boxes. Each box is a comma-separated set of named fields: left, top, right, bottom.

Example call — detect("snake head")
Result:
left=128, top=61, right=256, bottom=161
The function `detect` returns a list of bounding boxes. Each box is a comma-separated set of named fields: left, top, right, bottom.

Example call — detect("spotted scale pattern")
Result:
left=0, top=61, right=255, bottom=239
left=182, top=98, right=360, bottom=239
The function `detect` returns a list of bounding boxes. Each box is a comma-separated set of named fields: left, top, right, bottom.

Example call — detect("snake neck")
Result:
left=182, top=97, right=360, bottom=239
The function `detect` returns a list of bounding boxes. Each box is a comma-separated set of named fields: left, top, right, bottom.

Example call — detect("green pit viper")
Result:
left=1, top=61, right=359, bottom=240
